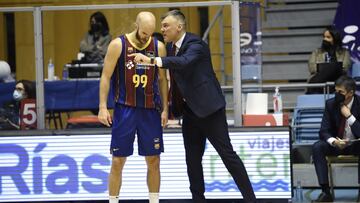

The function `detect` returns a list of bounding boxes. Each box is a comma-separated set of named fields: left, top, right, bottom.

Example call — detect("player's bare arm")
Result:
left=98, top=38, right=122, bottom=127
left=157, top=41, right=168, bottom=127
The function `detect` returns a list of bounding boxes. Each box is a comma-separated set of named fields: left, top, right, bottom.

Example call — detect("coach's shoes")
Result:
left=312, top=192, right=333, bottom=202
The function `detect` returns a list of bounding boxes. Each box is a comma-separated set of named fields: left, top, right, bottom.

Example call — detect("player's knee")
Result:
left=111, top=156, right=126, bottom=171
left=146, top=156, right=160, bottom=170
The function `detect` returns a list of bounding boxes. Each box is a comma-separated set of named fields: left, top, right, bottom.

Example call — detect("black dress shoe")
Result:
left=312, top=192, right=333, bottom=202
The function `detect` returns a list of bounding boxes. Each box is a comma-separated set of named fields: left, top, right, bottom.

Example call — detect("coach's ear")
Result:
left=177, top=23, right=183, bottom=32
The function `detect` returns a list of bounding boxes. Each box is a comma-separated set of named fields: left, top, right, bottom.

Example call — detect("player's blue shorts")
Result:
left=110, top=104, right=164, bottom=157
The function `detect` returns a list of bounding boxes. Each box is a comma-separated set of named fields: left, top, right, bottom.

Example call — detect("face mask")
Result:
left=334, top=92, right=345, bottom=105
left=13, top=90, right=23, bottom=101
left=91, top=23, right=101, bottom=32
left=321, top=40, right=333, bottom=52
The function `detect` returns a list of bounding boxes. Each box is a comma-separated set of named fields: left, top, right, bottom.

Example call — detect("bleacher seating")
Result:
left=241, top=64, right=261, bottom=81
left=292, top=94, right=334, bottom=143
left=262, top=0, right=338, bottom=81
left=352, top=62, right=360, bottom=81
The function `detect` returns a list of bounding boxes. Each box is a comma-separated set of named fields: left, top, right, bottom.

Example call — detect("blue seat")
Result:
left=296, top=129, right=319, bottom=133
left=292, top=94, right=329, bottom=143
left=295, top=94, right=326, bottom=109
left=241, top=64, right=261, bottom=81
left=352, top=62, right=360, bottom=80
left=297, top=117, right=322, bottom=124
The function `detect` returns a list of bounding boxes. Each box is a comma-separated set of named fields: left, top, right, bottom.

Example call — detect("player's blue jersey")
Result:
left=111, top=35, right=161, bottom=109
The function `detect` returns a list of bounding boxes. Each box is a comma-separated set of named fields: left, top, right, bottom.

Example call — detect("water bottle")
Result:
left=273, top=86, right=283, bottom=113
left=62, top=65, right=68, bottom=80
left=47, top=58, right=55, bottom=81
left=293, top=180, right=303, bottom=202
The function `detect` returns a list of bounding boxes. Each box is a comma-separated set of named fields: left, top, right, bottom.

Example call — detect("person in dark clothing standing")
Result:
left=131, top=10, right=256, bottom=203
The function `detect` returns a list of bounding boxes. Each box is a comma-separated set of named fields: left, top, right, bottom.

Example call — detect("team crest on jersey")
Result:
left=126, top=60, right=135, bottom=69
left=127, top=47, right=134, bottom=53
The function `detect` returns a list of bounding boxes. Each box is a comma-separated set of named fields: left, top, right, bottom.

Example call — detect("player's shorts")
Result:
left=110, top=103, right=164, bottom=157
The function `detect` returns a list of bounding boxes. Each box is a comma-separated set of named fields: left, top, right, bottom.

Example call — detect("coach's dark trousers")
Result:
left=312, top=140, right=360, bottom=185
left=181, top=104, right=256, bottom=203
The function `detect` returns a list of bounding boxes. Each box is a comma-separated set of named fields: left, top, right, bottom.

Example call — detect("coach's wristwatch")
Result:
left=150, top=57, right=155, bottom=65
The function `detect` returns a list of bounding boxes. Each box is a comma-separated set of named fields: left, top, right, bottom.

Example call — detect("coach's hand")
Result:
left=128, top=53, right=151, bottom=65
left=98, top=108, right=112, bottom=127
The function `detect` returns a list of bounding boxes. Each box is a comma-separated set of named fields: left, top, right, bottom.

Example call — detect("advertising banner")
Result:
left=0, top=130, right=291, bottom=202
left=334, top=0, right=360, bottom=62
left=240, top=2, right=262, bottom=81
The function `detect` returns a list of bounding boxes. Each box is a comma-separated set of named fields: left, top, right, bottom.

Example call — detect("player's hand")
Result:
left=161, top=110, right=168, bottom=128
left=98, top=108, right=112, bottom=127
left=128, top=53, right=151, bottom=64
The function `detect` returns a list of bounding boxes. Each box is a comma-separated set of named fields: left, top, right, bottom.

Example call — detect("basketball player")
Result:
left=98, top=11, right=168, bottom=203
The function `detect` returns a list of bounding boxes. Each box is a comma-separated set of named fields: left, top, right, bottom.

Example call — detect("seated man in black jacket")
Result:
left=312, top=75, right=360, bottom=202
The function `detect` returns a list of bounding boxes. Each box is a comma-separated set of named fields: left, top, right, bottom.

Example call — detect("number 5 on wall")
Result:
left=20, top=99, right=37, bottom=130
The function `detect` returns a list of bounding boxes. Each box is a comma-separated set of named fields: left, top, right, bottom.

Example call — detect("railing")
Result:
left=221, top=81, right=360, bottom=126
left=222, top=82, right=329, bottom=112
left=223, top=81, right=360, bottom=98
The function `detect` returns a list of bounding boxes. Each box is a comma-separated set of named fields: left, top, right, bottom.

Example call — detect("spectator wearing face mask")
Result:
left=13, top=80, right=36, bottom=102
left=79, top=11, right=111, bottom=63
left=307, top=26, right=351, bottom=93
left=0, top=80, right=36, bottom=130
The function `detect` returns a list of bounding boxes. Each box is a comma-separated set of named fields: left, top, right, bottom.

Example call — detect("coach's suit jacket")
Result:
left=319, top=94, right=360, bottom=141
left=160, top=32, right=225, bottom=118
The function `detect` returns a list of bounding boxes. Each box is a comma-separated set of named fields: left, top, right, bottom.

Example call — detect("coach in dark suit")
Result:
left=312, top=75, right=360, bottom=202
left=132, top=10, right=256, bottom=203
